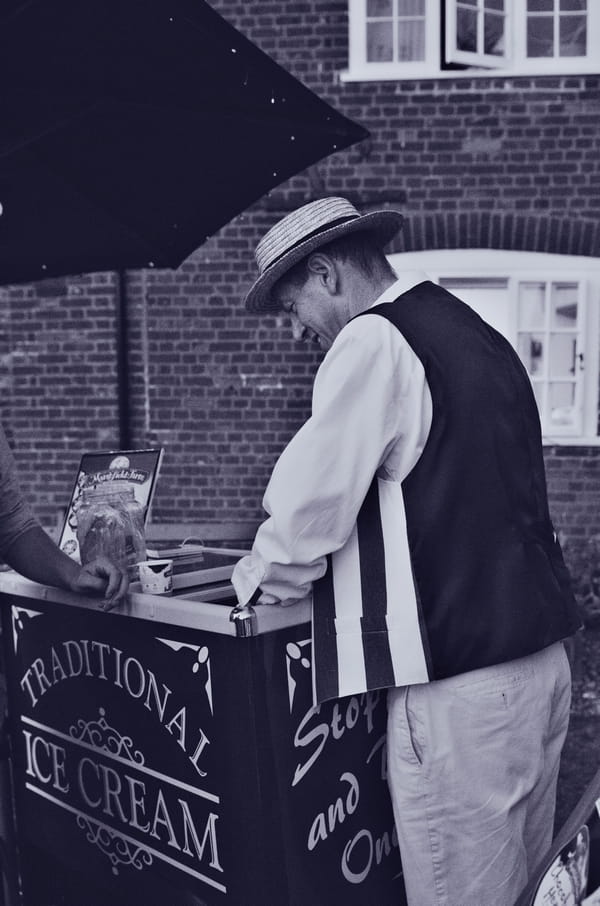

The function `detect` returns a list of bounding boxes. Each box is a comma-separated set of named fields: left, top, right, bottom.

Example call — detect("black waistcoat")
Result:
left=358, top=281, right=581, bottom=679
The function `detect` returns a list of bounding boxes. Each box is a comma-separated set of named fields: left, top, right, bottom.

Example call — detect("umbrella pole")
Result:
left=115, top=270, right=132, bottom=450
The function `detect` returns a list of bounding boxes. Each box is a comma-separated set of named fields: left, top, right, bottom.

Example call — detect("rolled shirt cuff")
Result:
left=231, top=555, right=266, bottom=607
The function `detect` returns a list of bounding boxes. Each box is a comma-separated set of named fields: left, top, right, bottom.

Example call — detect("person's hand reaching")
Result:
left=69, top=557, right=129, bottom=611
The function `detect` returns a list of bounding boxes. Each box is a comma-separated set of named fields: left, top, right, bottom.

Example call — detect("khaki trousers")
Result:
left=387, top=642, right=572, bottom=906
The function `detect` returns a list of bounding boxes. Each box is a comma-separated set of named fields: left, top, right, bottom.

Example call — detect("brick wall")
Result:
left=545, top=447, right=600, bottom=593
left=3, top=0, right=600, bottom=573
left=0, top=274, right=121, bottom=527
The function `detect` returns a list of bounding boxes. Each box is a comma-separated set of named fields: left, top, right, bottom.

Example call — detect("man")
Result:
left=231, top=197, right=581, bottom=905
left=0, top=424, right=127, bottom=608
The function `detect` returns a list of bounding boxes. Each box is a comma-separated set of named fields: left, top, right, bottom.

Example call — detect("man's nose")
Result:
left=290, top=313, right=306, bottom=341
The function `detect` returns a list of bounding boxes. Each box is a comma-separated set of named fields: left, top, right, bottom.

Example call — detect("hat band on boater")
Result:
left=261, top=215, right=359, bottom=273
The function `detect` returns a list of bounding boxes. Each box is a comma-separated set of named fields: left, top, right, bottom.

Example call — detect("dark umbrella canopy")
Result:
left=0, top=0, right=368, bottom=285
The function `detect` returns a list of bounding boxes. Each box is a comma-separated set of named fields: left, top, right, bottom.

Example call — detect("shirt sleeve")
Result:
left=231, top=314, right=430, bottom=606
left=0, top=424, right=39, bottom=557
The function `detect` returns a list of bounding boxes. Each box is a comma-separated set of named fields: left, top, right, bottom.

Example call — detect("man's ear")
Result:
left=307, top=252, right=338, bottom=294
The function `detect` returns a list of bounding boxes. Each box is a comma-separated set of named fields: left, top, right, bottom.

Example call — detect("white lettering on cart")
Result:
left=307, top=772, right=359, bottom=851
left=19, top=641, right=211, bottom=777
left=22, top=722, right=224, bottom=883
left=366, top=732, right=387, bottom=781
left=341, top=824, right=399, bottom=885
left=75, top=759, right=223, bottom=871
left=292, top=691, right=380, bottom=787
left=23, top=730, right=69, bottom=794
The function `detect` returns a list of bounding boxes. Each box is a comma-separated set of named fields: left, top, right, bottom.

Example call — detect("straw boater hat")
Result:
left=244, top=196, right=404, bottom=312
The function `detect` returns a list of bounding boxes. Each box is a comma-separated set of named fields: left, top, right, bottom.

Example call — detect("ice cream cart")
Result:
left=0, top=550, right=406, bottom=906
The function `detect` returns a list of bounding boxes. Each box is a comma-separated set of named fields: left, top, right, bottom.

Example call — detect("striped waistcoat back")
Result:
left=311, top=282, right=580, bottom=705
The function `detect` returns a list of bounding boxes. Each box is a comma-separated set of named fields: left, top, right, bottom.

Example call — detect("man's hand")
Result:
left=69, top=557, right=129, bottom=611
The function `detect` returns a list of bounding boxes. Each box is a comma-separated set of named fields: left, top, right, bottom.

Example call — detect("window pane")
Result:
left=397, top=0, right=425, bottom=13
left=527, top=15, right=554, bottom=57
left=367, top=21, right=394, bottom=61
left=484, top=11, right=505, bottom=54
left=459, top=0, right=478, bottom=5
left=551, top=283, right=578, bottom=327
left=528, top=0, right=553, bottom=9
left=518, top=283, right=546, bottom=329
left=367, top=0, right=393, bottom=16
left=398, top=19, right=425, bottom=59
left=518, top=333, right=545, bottom=375
left=560, top=15, right=587, bottom=56
left=486, top=0, right=505, bottom=9
left=549, top=333, right=577, bottom=376
left=560, top=0, right=586, bottom=10
left=549, top=382, right=577, bottom=426
left=457, top=7, right=478, bottom=52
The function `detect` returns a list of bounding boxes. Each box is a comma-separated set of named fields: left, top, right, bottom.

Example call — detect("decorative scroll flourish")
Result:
left=156, top=638, right=213, bottom=714
left=69, top=707, right=145, bottom=765
left=11, top=605, right=43, bottom=653
left=285, top=639, right=312, bottom=712
left=76, top=815, right=153, bottom=875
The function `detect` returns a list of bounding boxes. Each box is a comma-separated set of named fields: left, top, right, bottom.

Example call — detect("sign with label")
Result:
left=1, top=597, right=405, bottom=905
left=517, top=775, right=600, bottom=905
left=532, top=826, right=590, bottom=905
left=5, top=600, right=225, bottom=905
left=58, top=448, right=163, bottom=562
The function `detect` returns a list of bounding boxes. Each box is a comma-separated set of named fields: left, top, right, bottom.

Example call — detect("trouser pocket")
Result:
left=388, top=686, right=424, bottom=767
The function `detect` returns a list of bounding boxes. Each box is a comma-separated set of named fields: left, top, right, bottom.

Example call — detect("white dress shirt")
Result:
left=231, top=273, right=433, bottom=607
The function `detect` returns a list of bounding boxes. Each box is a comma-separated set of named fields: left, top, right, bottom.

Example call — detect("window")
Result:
left=344, top=0, right=600, bottom=80
left=387, top=249, right=600, bottom=443
left=515, top=280, right=584, bottom=435
left=440, top=276, right=586, bottom=436
left=348, top=0, right=441, bottom=75
left=364, top=0, right=428, bottom=63
left=525, top=0, right=588, bottom=59
left=445, top=0, right=508, bottom=68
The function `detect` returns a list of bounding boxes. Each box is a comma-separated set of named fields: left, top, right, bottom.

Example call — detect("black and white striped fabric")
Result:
left=312, top=477, right=430, bottom=704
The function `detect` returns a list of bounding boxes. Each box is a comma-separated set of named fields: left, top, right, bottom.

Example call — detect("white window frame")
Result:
left=512, top=278, right=586, bottom=437
left=445, top=0, right=510, bottom=69
left=347, top=0, right=441, bottom=80
left=343, top=0, right=600, bottom=82
left=512, top=0, right=595, bottom=75
left=386, top=248, right=600, bottom=444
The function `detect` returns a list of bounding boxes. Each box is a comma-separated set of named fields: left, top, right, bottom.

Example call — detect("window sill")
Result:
left=543, top=437, right=600, bottom=448
left=340, top=63, right=600, bottom=83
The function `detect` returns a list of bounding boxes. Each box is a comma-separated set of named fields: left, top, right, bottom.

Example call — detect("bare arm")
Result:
left=4, top=525, right=128, bottom=610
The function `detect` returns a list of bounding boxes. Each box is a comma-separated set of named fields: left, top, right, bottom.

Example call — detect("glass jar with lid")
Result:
left=76, top=485, right=146, bottom=574
left=118, top=486, right=147, bottom=565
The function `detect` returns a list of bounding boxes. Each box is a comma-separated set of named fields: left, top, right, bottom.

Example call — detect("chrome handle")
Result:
left=229, top=603, right=257, bottom=637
